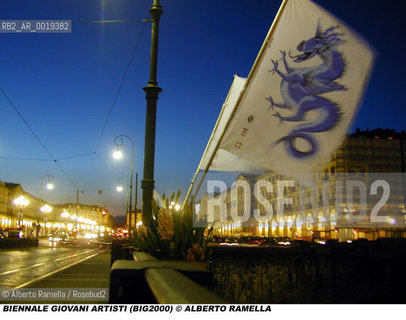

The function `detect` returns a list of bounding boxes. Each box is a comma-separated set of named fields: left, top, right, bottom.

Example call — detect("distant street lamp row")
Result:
left=12, top=136, right=137, bottom=232
left=13, top=196, right=52, bottom=213
left=12, top=174, right=55, bottom=239
left=113, top=135, right=138, bottom=226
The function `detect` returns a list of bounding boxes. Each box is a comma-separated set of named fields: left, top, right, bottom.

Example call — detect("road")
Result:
left=0, top=240, right=108, bottom=288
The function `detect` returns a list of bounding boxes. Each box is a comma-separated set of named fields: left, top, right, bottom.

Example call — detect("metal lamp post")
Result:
left=60, top=210, right=70, bottom=234
left=113, top=135, right=134, bottom=220
left=13, top=195, right=29, bottom=232
left=116, top=177, right=130, bottom=225
left=38, top=175, right=54, bottom=239
left=40, top=204, right=52, bottom=236
left=142, top=0, right=163, bottom=226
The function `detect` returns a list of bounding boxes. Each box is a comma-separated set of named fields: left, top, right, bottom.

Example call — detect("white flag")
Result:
left=218, top=0, right=375, bottom=174
left=200, top=75, right=266, bottom=172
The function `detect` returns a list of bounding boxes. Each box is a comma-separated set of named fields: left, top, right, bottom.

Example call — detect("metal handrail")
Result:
left=145, top=267, right=225, bottom=304
left=110, top=252, right=225, bottom=303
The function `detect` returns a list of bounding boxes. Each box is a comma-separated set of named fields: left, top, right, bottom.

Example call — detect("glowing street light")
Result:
left=112, top=147, right=123, bottom=160
left=13, top=195, right=29, bottom=207
left=38, top=175, right=54, bottom=239
left=113, top=135, right=135, bottom=223
left=116, top=177, right=130, bottom=228
left=13, top=195, right=29, bottom=229
left=61, top=211, right=70, bottom=218
left=116, top=177, right=128, bottom=193
left=40, top=204, right=52, bottom=214
left=41, top=175, right=54, bottom=197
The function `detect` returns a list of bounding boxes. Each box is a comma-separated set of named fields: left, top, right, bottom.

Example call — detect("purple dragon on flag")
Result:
left=266, top=24, right=347, bottom=159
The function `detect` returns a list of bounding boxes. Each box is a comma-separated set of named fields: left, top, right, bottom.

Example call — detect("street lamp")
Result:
left=116, top=177, right=129, bottom=193
left=142, top=0, right=163, bottom=226
left=61, top=210, right=70, bottom=218
left=41, top=175, right=54, bottom=196
left=38, top=175, right=54, bottom=239
left=40, top=204, right=52, bottom=234
left=116, top=177, right=129, bottom=213
left=60, top=210, right=70, bottom=234
left=113, top=135, right=134, bottom=221
left=113, top=148, right=123, bottom=160
left=40, top=204, right=52, bottom=213
left=13, top=195, right=29, bottom=207
left=13, top=195, right=29, bottom=230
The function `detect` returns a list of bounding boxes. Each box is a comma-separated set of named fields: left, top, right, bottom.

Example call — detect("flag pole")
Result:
left=189, top=0, right=289, bottom=202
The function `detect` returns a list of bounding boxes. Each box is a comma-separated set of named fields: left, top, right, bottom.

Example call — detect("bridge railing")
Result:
left=109, top=251, right=225, bottom=304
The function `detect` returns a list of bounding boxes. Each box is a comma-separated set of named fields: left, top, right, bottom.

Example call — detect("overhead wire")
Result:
left=1, top=19, right=149, bottom=205
left=55, top=152, right=96, bottom=161
left=0, top=87, right=83, bottom=192
left=94, top=20, right=148, bottom=151
left=0, top=88, right=56, bottom=161
left=0, top=156, right=52, bottom=162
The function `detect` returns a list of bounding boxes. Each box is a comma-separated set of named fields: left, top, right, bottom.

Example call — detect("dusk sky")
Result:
left=0, top=0, right=405, bottom=216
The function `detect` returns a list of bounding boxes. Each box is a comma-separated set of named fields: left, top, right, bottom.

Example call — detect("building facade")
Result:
left=0, top=181, right=114, bottom=238
left=199, top=129, right=406, bottom=241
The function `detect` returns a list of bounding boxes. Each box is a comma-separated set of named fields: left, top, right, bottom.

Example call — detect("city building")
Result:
left=53, top=203, right=113, bottom=238
left=198, top=129, right=406, bottom=241
left=0, top=181, right=114, bottom=238
left=0, top=182, right=53, bottom=237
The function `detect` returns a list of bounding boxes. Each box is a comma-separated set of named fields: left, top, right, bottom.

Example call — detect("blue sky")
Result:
left=0, top=0, right=405, bottom=216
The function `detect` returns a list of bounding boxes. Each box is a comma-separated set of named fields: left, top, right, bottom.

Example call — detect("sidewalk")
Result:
left=27, top=250, right=111, bottom=303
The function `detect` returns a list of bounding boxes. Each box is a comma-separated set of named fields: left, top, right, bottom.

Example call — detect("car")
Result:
left=264, top=237, right=278, bottom=245
left=314, top=238, right=327, bottom=245
left=4, top=229, right=24, bottom=239
left=275, top=237, right=294, bottom=246
left=59, top=234, right=70, bottom=242
left=48, top=232, right=69, bottom=243
left=247, top=238, right=264, bottom=245
left=48, top=236, right=61, bottom=242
